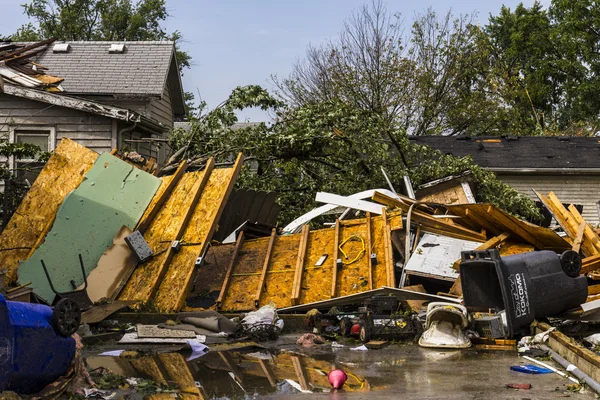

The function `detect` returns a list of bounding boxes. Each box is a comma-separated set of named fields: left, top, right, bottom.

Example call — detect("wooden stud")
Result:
left=331, top=219, right=340, bottom=298
left=290, top=355, right=310, bottom=391
left=572, top=221, right=587, bottom=254
left=216, top=231, right=245, bottom=309
left=258, top=359, right=277, bottom=387
left=254, top=228, right=277, bottom=308
left=109, top=148, right=118, bottom=155
left=366, top=212, right=373, bottom=290
left=411, top=224, right=421, bottom=254
left=291, top=225, right=310, bottom=305
left=136, top=160, right=188, bottom=234
left=382, top=208, right=395, bottom=287
left=147, top=159, right=214, bottom=301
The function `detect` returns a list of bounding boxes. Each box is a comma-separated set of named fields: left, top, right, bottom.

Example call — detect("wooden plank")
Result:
left=216, top=231, right=245, bottom=309
left=137, top=160, right=188, bottom=234
left=146, top=159, right=214, bottom=302
left=153, top=153, right=245, bottom=312
left=109, top=148, right=118, bottom=155
left=254, top=228, right=277, bottom=308
left=366, top=212, right=373, bottom=290
left=331, top=219, right=341, bottom=298
left=372, top=191, right=486, bottom=241
left=568, top=204, right=600, bottom=254
left=572, top=221, right=586, bottom=254
left=382, top=208, right=395, bottom=287
left=291, top=225, right=310, bottom=305
left=484, top=206, right=546, bottom=249
left=316, top=192, right=384, bottom=214
left=463, top=208, right=502, bottom=237
left=451, top=232, right=511, bottom=271
left=290, top=355, right=310, bottom=391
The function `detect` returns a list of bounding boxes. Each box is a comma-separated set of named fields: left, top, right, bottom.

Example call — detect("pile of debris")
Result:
left=1, top=139, right=600, bottom=398
left=0, top=38, right=64, bottom=91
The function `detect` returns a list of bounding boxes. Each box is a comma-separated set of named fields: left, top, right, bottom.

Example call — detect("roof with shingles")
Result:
left=33, top=41, right=176, bottom=96
left=410, top=135, right=600, bottom=169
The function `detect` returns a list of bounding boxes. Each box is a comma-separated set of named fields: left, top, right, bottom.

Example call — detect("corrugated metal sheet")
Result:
left=498, top=174, right=600, bottom=226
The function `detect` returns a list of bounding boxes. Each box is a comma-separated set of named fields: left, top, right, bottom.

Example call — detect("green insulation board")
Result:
left=18, top=152, right=161, bottom=303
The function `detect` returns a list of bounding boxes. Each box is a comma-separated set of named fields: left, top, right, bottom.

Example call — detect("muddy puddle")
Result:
left=85, top=346, right=371, bottom=399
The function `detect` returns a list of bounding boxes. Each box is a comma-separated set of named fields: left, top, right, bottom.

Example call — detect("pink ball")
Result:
left=328, top=369, right=348, bottom=390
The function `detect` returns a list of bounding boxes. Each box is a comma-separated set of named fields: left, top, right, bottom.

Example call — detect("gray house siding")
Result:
left=497, top=173, right=600, bottom=226
left=149, top=81, right=174, bottom=128
left=0, top=93, right=114, bottom=153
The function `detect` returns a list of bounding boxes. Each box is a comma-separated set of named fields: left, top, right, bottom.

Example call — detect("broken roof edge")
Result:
left=2, top=83, right=166, bottom=132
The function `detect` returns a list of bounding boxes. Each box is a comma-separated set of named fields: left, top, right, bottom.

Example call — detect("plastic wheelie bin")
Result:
left=460, top=249, right=588, bottom=337
left=0, top=294, right=77, bottom=394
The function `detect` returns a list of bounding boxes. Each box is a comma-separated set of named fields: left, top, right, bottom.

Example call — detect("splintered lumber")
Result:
left=581, top=255, right=600, bottom=275
left=567, top=204, right=600, bottom=254
left=331, top=219, right=341, bottom=298
left=573, top=221, right=587, bottom=254
left=254, top=228, right=277, bottom=308
left=372, top=191, right=486, bottom=242
left=153, top=154, right=244, bottom=312
left=217, top=231, right=245, bottom=309
left=0, top=139, right=98, bottom=283
left=291, top=225, right=310, bottom=305
left=445, top=203, right=570, bottom=252
left=533, top=190, right=597, bottom=256
left=451, top=232, right=511, bottom=271
left=214, top=212, right=401, bottom=311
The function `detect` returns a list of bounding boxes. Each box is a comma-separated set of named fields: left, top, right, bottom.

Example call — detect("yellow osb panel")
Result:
left=0, top=138, right=98, bottom=283
left=153, top=167, right=237, bottom=312
left=157, top=353, right=201, bottom=396
left=259, top=235, right=300, bottom=308
left=221, top=238, right=269, bottom=311
left=136, top=174, right=174, bottom=225
left=119, top=171, right=204, bottom=303
left=219, top=213, right=398, bottom=310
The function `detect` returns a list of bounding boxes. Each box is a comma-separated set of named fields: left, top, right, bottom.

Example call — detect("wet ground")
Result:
left=82, top=334, right=598, bottom=400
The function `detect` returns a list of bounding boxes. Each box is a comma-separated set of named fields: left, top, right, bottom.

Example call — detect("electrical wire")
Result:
left=338, top=235, right=366, bottom=265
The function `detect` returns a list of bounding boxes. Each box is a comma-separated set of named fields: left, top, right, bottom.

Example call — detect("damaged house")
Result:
left=411, top=135, right=600, bottom=226
left=0, top=39, right=185, bottom=181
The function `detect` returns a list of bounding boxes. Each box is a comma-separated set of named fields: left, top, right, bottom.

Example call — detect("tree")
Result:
left=171, top=85, right=541, bottom=225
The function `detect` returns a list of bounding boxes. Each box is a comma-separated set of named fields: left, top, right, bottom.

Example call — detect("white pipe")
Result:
left=522, top=355, right=578, bottom=383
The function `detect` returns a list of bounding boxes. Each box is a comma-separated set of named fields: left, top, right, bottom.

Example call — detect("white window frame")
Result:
left=8, top=126, right=56, bottom=174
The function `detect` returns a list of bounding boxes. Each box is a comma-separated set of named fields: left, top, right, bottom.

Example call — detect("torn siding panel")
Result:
left=17, top=153, right=161, bottom=302
left=0, top=138, right=98, bottom=283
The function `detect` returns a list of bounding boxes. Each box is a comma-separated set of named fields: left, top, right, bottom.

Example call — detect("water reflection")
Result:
left=85, top=348, right=370, bottom=399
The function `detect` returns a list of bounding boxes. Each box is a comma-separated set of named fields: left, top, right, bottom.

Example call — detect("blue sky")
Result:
left=0, top=0, right=547, bottom=121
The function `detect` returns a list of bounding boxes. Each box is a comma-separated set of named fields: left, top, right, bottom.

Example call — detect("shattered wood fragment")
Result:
left=567, top=204, right=600, bottom=254
left=573, top=221, right=587, bottom=254
left=451, top=232, right=511, bottom=271
left=0, top=139, right=98, bottom=283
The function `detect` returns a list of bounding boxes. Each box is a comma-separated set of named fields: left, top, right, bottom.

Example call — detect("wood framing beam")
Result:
left=484, top=205, right=546, bottom=249
left=147, top=159, right=214, bottom=301
left=216, top=231, right=245, bottom=309
left=254, top=228, right=276, bottom=308
left=137, top=160, right=188, bottom=234
left=382, top=208, right=395, bottom=287
left=291, top=225, right=310, bottom=305
left=366, top=212, right=373, bottom=290
left=331, top=219, right=340, bottom=298
left=568, top=204, right=600, bottom=254
left=452, top=232, right=511, bottom=271
left=258, top=359, right=277, bottom=387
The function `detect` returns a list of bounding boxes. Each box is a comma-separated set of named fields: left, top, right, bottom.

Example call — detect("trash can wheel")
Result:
left=359, top=324, right=371, bottom=343
left=339, top=317, right=352, bottom=337
left=52, top=298, right=81, bottom=337
left=560, top=250, right=582, bottom=278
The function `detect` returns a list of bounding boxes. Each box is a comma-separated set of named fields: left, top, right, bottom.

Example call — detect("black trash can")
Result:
left=460, top=249, right=588, bottom=337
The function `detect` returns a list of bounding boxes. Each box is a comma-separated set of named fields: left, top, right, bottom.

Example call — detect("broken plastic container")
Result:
left=0, top=294, right=76, bottom=393
left=460, top=249, right=588, bottom=337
